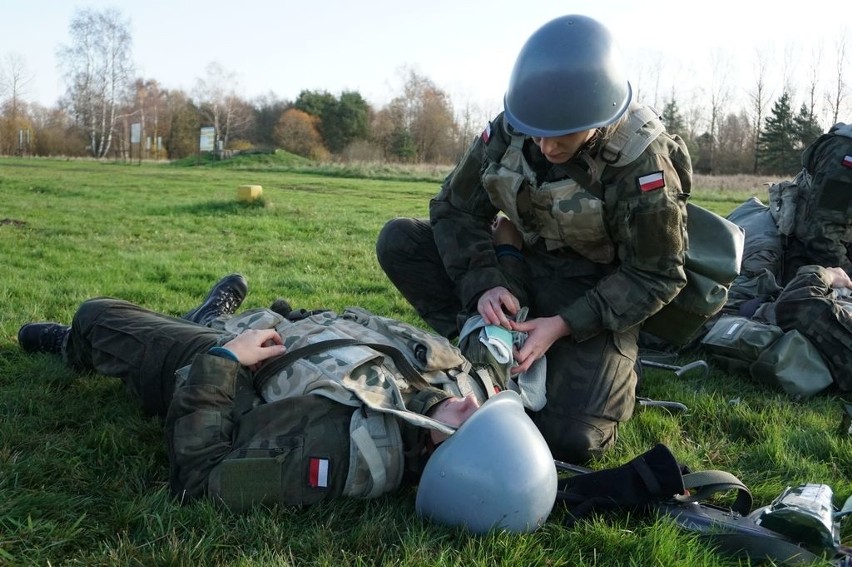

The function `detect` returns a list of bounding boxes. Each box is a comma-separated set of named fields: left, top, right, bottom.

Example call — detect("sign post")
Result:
left=131, top=122, right=142, bottom=164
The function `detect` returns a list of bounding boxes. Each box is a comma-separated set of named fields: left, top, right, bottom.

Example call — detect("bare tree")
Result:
left=193, top=62, right=250, bottom=152
left=747, top=47, right=772, bottom=173
left=804, top=40, right=824, bottom=119
left=706, top=48, right=734, bottom=173
left=58, top=8, right=134, bottom=158
left=452, top=98, right=489, bottom=162
left=825, top=32, right=848, bottom=126
left=0, top=52, right=34, bottom=154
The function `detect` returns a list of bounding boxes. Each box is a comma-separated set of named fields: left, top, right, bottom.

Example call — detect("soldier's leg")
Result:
left=531, top=328, right=639, bottom=464
left=523, top=249, right=638, bottom=464
left=376, top=218, right=462, bottom=338
left=66, top=298, right=222, bottom=416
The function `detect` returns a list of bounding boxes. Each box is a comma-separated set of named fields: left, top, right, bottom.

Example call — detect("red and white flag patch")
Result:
left=481, top=122, right=491, bottom=144
left=308, top=457, right=329, bottom=489
left=637, top=171, right=665, bottom=192
left=842, top=155, right=852, bottom=168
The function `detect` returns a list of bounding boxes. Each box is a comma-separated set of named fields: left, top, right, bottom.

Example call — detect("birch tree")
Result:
left=58, top=8, right=134, bottom=158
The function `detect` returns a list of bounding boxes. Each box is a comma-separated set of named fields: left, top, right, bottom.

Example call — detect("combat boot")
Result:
left=18, top=322, right=71, bottom=355
left=183, top=273, right=249, bottom=326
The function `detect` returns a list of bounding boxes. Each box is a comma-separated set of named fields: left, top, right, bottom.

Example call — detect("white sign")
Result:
left=130, top=123, right=142, bottom=144
left=199, top=127, right=215, bottom=152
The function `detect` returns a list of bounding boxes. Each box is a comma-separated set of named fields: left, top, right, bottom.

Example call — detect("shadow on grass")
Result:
left=159, top=199, right=270, bottom=216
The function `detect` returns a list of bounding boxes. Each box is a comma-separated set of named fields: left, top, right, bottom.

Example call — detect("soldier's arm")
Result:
left=801, top=220, right=852, bottom=274
left=430, top=116, right=513, bottom=310
left=561, top=148, right=689, bottom=342
left=164, top=353, right=255, bottom=500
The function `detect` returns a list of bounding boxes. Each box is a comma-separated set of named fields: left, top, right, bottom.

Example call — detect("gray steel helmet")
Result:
left=503, top=14, right=632, bottom=137
left=415, top=390, right=557, bottom=534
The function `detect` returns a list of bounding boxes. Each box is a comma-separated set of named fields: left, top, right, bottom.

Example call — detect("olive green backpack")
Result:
left=700, top=314, right=833, bottom=398
left=642, top=203, right=745, bottom=346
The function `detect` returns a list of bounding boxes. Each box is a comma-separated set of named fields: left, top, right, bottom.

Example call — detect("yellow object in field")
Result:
left=237, top=184, right=263, bottom=202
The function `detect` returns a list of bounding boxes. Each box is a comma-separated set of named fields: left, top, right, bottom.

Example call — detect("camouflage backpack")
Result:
left=769, top=123, right=852, bottom=275
left=798, top=122, right=852, bottom=239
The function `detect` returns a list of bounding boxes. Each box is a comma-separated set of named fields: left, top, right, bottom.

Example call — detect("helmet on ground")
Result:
left=415, top=390, right=557, bottom=534
left=503, top=14, right=632, bottom=138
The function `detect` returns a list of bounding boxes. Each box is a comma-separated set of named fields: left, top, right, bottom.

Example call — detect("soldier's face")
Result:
left=532, top=129, right=595, bottom=164
left=428, top=394, right=481, bottom=444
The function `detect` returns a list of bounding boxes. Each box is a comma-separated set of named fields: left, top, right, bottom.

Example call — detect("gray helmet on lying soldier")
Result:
left=415, top=390, right=557, bottom=534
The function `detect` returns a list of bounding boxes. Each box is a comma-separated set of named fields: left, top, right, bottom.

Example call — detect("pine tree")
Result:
left=757, top=91, right=800, bottom=175
left=793, top=103, right=824, bottom=152
left=661, top=98, right=686, bottom=138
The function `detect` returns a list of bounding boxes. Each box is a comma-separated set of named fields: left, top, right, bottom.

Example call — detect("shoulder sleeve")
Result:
left=164, top=353, right=255, bottom=500
left=564, top=134, right=690, bottom=340
left=429, top=113, right=514, bottom=309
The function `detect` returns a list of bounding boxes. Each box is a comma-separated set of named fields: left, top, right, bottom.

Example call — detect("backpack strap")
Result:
left=253, top=338, right=434, bottom=392
left=599, top=105, right=665, bottom=167
left=673, top=469, right=753, bottom=516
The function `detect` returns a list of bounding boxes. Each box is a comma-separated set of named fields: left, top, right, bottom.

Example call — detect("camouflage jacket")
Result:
left=770, top=265, right=852, bottom=391
left=165, top=307, right=492, bottom=507
left=430, top=105, right=691, bottom=341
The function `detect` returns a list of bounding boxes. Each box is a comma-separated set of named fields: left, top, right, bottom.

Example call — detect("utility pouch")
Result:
left=643, top=203, right=744, bottom=346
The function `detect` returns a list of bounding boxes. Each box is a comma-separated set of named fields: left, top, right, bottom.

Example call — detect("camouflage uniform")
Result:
left=781, top=123, right=852, bottom=282
left=377, top=106, right=691, bottom=463
left=65, top=298, right=478, bottom=510
left=759, top=265, right=852, bottom=391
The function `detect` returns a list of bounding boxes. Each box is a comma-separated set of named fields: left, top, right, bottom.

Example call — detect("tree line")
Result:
left=0, top=7, right=848, bottom=175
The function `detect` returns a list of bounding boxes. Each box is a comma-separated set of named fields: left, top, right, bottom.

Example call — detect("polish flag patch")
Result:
left=308, top=457, right=329, bottom=489
left=842, top=155, right=852, bottom=168
left=637, top=171, right=665, bottom=192
left=481, top=122, right=491, bottom=144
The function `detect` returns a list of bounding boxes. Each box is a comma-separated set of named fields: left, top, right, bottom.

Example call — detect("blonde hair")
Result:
left=597, top=112, right=630, bottom=146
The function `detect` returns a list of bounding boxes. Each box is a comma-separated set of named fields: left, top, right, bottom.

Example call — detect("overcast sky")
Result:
left=2, top=0, right=850, bottom=124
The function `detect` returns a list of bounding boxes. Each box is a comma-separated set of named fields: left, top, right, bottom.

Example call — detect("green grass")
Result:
left=0, top=156, right=849, bottom=566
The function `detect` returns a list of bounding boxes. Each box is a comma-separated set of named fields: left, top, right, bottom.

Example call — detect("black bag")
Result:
left=554, top=444, right=852, bottom=566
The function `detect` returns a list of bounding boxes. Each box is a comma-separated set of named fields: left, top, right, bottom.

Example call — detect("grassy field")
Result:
left=0, top=156, right=849, bottom=566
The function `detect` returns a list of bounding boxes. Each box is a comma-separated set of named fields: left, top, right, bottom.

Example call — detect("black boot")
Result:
left=18, top=323, right=71, bottom=355
left=182, top=273, right=248, bottom=326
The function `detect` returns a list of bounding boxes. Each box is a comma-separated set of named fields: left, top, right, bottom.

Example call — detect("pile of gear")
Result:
left=698, top=122, right=852, bottom=399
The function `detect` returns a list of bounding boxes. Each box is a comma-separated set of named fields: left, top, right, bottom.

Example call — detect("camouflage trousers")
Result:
left=376, top=218, right=639, bottom=464
left=66, top=297, right=224, bottom=416
left=773, top=269, right=852, bottom=391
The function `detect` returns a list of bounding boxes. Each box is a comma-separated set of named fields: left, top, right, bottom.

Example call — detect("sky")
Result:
left=1, top=0, right=850, bottom=124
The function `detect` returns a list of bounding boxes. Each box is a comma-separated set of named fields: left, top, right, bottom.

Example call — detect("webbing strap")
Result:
left=675, top=470, right=753, bottom=516
left=630, top=455, right=662, bottom=496
left=350, top=424, right=387, bottom=499
left=253, top=338, right=433, bottom=392
left=599, top=105, right=664, bottom=166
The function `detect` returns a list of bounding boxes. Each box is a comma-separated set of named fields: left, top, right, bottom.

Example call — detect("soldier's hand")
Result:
left=509, top=315, right=570, bottom=375
left=825, top=266, right=852, bottom=289
left=477, top=286, right=520, bottom=328
left=492, top=216, right=523, bottom=248
left=223, top=329, right=286, bottom=370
